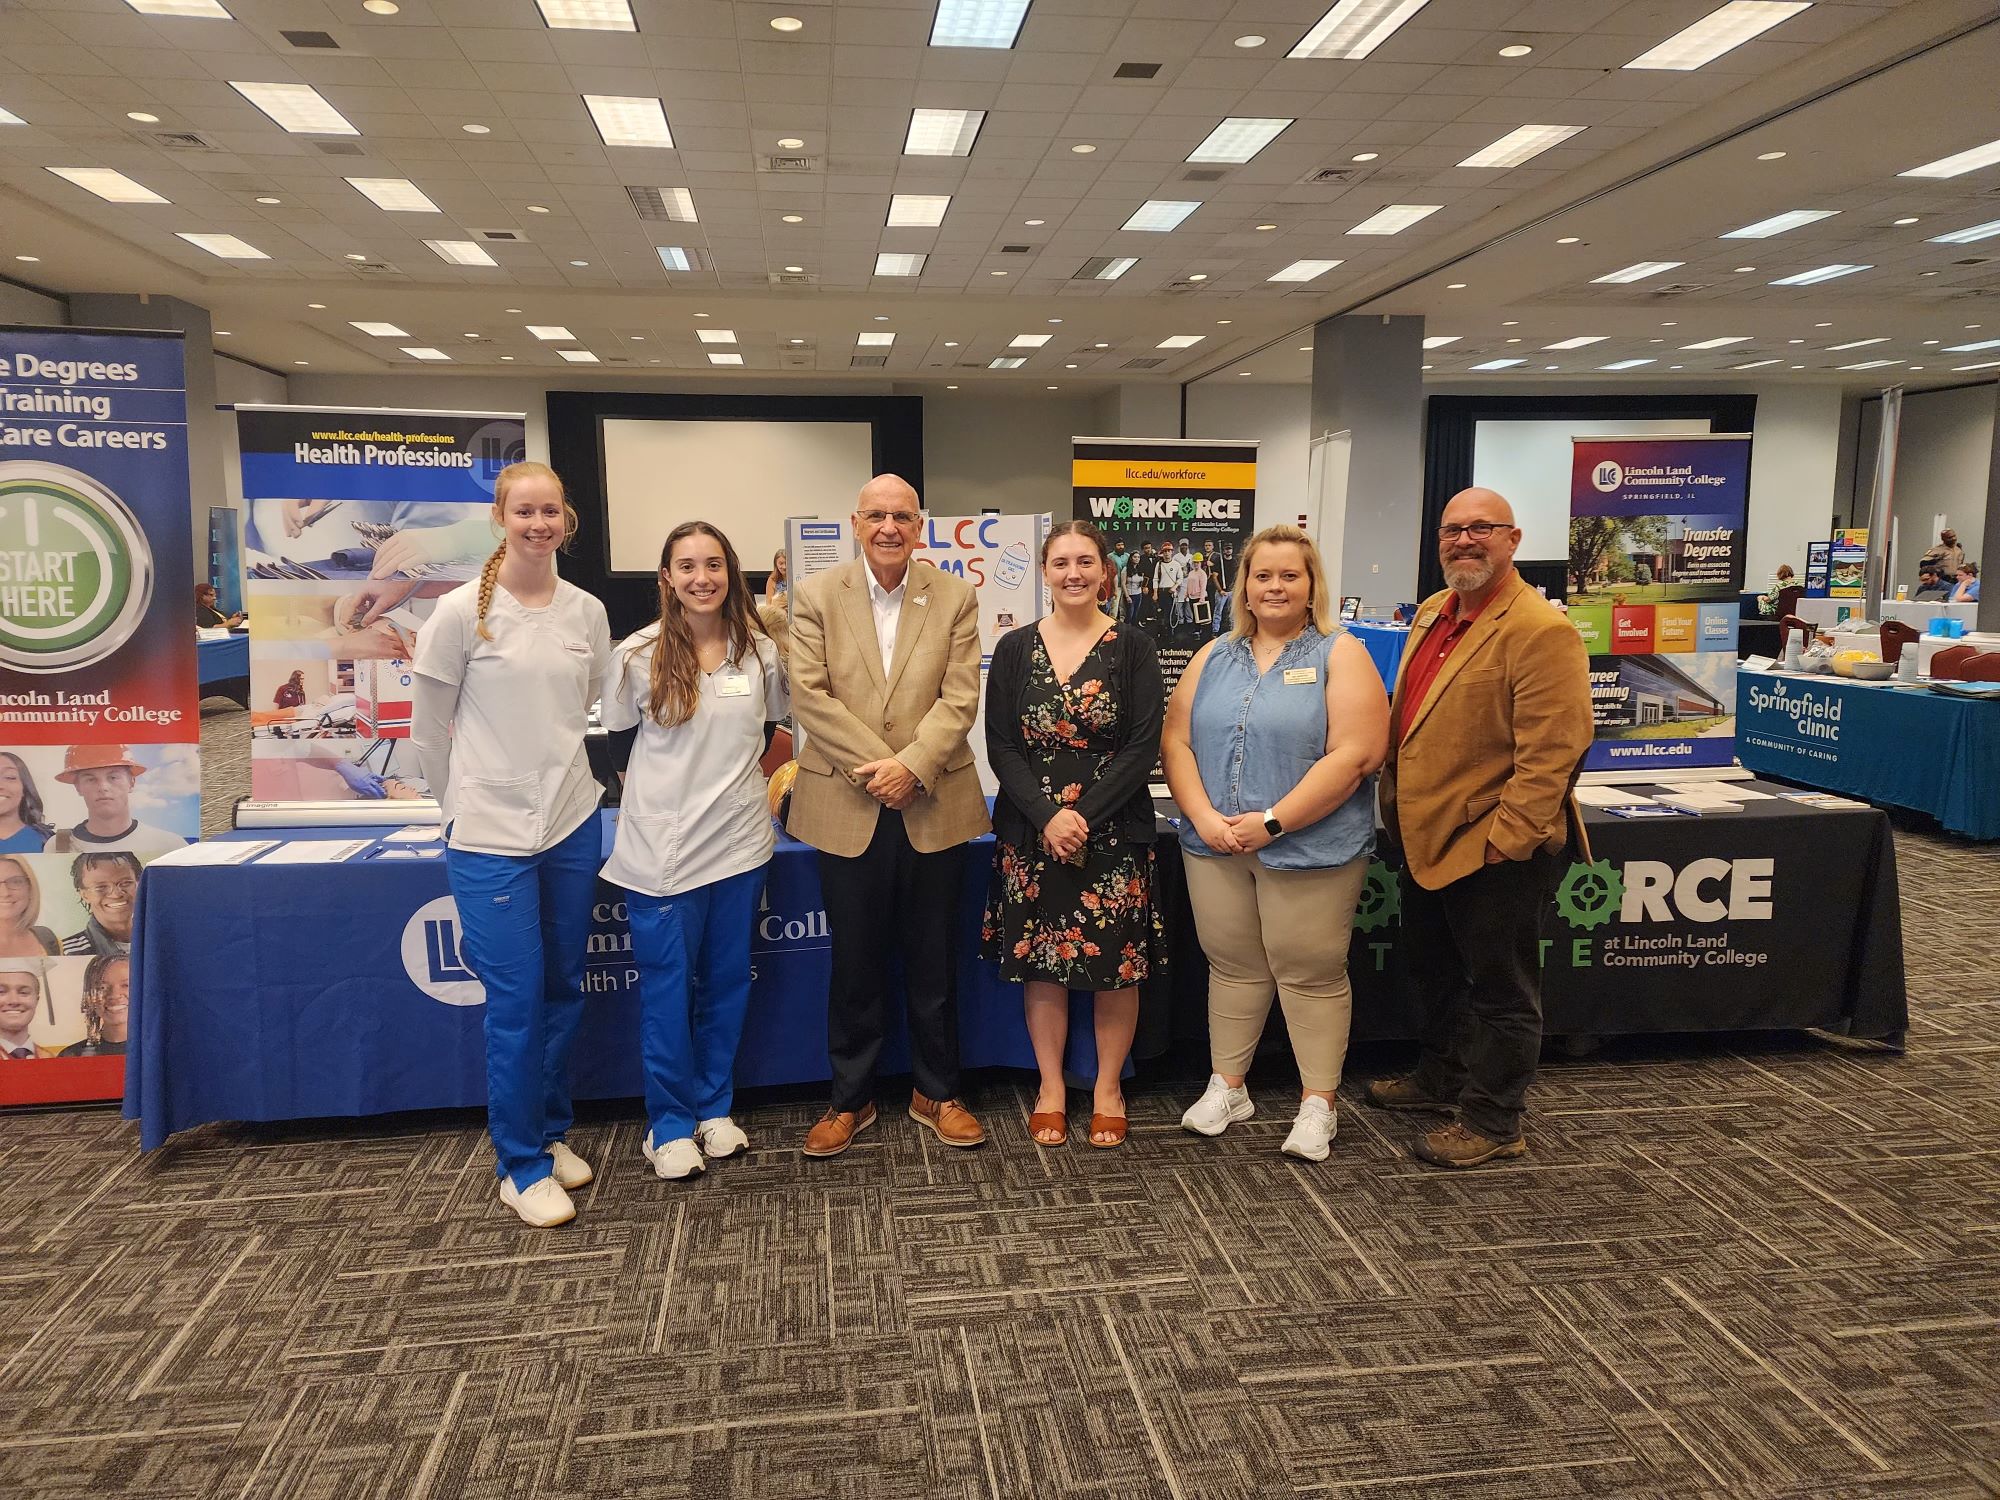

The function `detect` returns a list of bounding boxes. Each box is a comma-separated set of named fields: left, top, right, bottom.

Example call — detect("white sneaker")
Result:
left=548, top=1140, right=593, bottom=1190
left=1281, top=1097, right=1338, bottom=1162
left=695, top=1116, right=749, bottom=1159
left=642, top=1132, right=706, bottom=1181
left=499, top=1175, right=576, bottom=1228
left=1181, top=1074, right=1254, bottom=1136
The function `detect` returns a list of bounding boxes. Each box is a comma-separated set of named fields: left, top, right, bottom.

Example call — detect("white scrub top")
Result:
left=600, top=626, right=788, bottom=899
left=413, top=578, right=613, bottom=857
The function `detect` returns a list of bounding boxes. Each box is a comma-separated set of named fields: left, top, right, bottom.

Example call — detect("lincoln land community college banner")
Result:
left=0, top=326, right=197, bottom=1105
left=1566, top=434, right=1750, bottom=773
left=1072, top=436, right=1257, bottom=710
left=234, top=405, right=525, bottom=805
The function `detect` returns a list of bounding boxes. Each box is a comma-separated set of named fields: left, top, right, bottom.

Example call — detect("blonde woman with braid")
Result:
left=411, top=461, right=613, bottom=1228
left=601, top=522, right=787, bottom=1181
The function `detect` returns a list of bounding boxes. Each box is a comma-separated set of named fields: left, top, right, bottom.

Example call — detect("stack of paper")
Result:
left=149, top=840, right=277, bottom=867
left=253, top=839, right=375, bottom=865
left=1576, top=785, right=1650, bottom=808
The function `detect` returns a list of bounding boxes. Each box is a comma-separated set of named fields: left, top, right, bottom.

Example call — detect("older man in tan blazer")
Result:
left=788, top=474, right=991, bottom=1157
left=1368, top=487, right=1593, bottom=1169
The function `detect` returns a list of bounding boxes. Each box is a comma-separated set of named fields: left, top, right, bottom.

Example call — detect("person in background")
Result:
left=1125, top=541, right=1151, bottom=628
left=983, top=521, right=1165, bottom=1149
left=0, top=958, right=48, bottom=1059
left=1184, top=553, right=1210, bottom=633
left=194, top=582, right=244, bottom=628
left=274, top=670, right=308, bottom=710
left=1920, top=528, right=1966, bottom=580
left=1951, top=561, right=1980, bottom=603
left=0, top=753, right=55, bottom=854
left=61, top=852, right=139, bottom=957
left=412, top=460, right=614, bottom=1229
left=1161, top=524, right=1390, bottom=1162
left=1156, top=540, right=1190, bottom=630
left=764, top=548, right=790, bottom=611
left=43, top=746, right=187, bottom=859
left=602, top=521, right=788, bottom=1182
left=787, top=475, right=990, bottom=1158
left=1913, top=566, right=1953, bottom=602
left=1368, top=487, right=1594, bottom=1169
left=1107, top=538, right=1130, bottom=622
left=60, top=953, right=129, bottom=1057
left=1757, top=564, right=1797, bottom=618
left=0, top=856, right=59, bottom=957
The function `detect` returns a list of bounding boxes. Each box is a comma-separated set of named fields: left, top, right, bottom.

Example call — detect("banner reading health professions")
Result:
left=234, top=406, right=524, bottom=804
left=1, top=327, right=196, bottom=1105
left=1073, top=437, right=1256, bottom=711
left=1567, top=435, right=1749, bottom=772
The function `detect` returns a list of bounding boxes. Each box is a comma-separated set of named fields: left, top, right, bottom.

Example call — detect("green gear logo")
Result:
left=1177, top=496, right=1197, bottom=520
left=1556, top=859, right=1623, bottom=930
left=0, top=461, right=154, bottom=674
left=1352, top=859, right=1401, bottom=933
left=1112, top=495, right=1133, bottom=520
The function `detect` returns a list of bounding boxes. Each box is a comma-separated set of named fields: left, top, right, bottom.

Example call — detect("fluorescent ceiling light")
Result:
left=1681, top=336, right=1751, bottom=349
left=346, top=177, right=440, bottom=213
left=1625, top=2, right=1811, bottom=71
left=887, top=194, right=950, bottom=227
left=707, top=352, right=743, bottom=366
left=1421, top=335, right=1460, bottom=349
left=176, top=232, right=267, bottom=259
left=1156, top=336, right=1204, bottom=349
left=126, top=0, right=231, bottom=15
left=584, top=94, right=673, bottom=148
left=526, top=325, right=574, bottom=341
left=1080, top=256, right=1137, bottom=280
left=1899, top=139, right=2000, bottom=179
left=1456, top=124, right=1585, bottom=169
left=401, top=347, right=450, bottom=361
left=1543, top=336, right=1607, bottom=350
left=656, top=246, right=692, bottom=271
left=1009, top=334, right=1051, bottom=348
left=1769, top=263, right=1869, bottom=285
left=1929, top=219, right=2000, bottom=244
left=930, top=0, right=1031, bottom=48
left=989, top=356, right=1027, bottom=369
left=1187, top=117, right=1293, bottom=164
left=1289, top=0, right=1431, bottom=61
left=557, top=349, right=599, bottom=363
left=47, top=168, right=167, bottom=204
left=875, top=252, right=927, bottom=276
left=857, top=332, right=895, bottom=347
left=1945, top=339, right=2000, bottom=352
left=1721, top=208, right=1838, bottom=238
left=0, top=105, right=23, bottom=126
left=632, top=187, right=697, bottom=222
left=1838, top=359, right=1901, bottom=370
left=1825, top=337, right=1889, bottom=351
left=904, top=108, right=985, bottom=157
left=695, top=328, right=736, bottom=344
left=1122, top=200, right=1201, bottom=232
left=1348, top=204, right=1441, bottom=235
left=349, top=321, right=410, bottom=338
left=1953, top=361, right=2000, bottom=371
left=535, top=0, right=635, bottom=30
left=1593, top=261, right=1684, bottom=283
left=426, top=239, right=497, bottom=266
left=1601, top=359, right=1655, bottom=370
left=230, top=81, right=357, bottom=136
left=1732, top=359, right=1784, bottom=369
left=1469, top=358, right=1526, bottom=371
left=1268, top=259, right=1342, bottom=282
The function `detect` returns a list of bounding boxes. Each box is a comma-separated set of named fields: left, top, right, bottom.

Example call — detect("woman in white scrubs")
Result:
left=412, top=461, right=613, bottom=1229
left=602, top=522, right=787, bottom=1181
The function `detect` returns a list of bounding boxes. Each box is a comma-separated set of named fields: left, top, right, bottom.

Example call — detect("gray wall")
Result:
left=0, top=279, right=66, bottom=325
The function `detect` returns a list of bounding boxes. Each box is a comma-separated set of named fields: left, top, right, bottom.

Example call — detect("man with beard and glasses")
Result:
left=1368, top=488, right=1593, bottom=1169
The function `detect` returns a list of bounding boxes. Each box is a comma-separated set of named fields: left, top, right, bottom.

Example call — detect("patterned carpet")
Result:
left=1, top=709, right=1995, bottom=1498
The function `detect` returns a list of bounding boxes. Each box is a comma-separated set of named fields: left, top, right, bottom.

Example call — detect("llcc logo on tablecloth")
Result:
left=400, top=895, right=485, bottom=1006
left=0, top=461, right=155, bottom=674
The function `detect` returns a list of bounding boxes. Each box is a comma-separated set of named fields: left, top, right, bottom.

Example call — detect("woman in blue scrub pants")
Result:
left=412, top=461, right=613, bottom=1229
left=601, top=522, right=786, bottom=1182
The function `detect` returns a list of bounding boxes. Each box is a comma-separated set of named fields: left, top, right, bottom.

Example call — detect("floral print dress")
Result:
left=982, top=629, right=1166, bottom=989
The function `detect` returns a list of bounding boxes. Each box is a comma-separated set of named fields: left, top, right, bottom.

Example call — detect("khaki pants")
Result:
left=1181, top=851, right=1368, bottom=1092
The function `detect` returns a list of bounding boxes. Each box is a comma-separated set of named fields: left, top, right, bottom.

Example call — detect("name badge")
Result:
left=563, top=640, right=591, bottom=656
left=715, top=671, right=752, bottom=698
left=1282, top=666, right=1318, bottom=686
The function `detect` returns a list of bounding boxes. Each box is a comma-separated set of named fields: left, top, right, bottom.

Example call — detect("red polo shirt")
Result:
left=1397, top=593, right=1482, bottom=742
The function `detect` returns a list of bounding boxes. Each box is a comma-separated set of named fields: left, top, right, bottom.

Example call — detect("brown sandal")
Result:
left=1029, top=1111, right=1069, bottom=1147
left=1087, top=1114, right=1128, bottom=1149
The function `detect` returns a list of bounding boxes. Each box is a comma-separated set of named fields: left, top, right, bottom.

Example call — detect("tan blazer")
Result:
left=1380, top=574, right=1594, bottom=891
left=785, top=557, right=991, bottom=858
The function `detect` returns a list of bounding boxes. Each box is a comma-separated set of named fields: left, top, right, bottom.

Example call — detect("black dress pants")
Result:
left=1402, top=849, right=1565, bottom=1142
left=819, top=809, right=966, bottom=1112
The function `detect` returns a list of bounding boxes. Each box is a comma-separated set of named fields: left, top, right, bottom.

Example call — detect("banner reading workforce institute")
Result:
left=235, top=405, right=524, bottom=804
left=1073, top=436, right=1256, bottom=707
left=1567, top=434, right=1749, bottom=773
left=1, top=326, right=197, bottom=1104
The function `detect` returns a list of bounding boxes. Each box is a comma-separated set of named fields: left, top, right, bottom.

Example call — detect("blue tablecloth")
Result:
left=1346, top=622, right=1408, bottom=688
left=197, top=632, right=249, bottom=687
left=1737, top=671, right=2000, bottom=840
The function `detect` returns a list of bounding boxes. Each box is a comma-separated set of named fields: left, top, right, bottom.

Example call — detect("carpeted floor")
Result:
left=2, top=708, right=1996, bottom=1498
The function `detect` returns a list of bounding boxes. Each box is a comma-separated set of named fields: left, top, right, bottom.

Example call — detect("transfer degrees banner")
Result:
left=1566, top=434, right=1750, bottom=773
left=0, top=326, right=197, bottom=1105
left=233, top=405, right=525, bottom=806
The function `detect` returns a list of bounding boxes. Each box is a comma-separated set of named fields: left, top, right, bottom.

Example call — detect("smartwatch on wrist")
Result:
left=1261, top=808, right=1283, bottom=838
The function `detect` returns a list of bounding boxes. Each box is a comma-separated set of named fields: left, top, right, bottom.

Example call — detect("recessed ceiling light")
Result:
left=1758, top=150, right=1787, bottom=161
left=1498, top=43, right=1532, bottom=57
left=777, top=137, right=805, bottom=150
left=1237, top=372, right=1251, bottom=377
left=1447, top=282, right=1466, bottom=289
left=696, top=328, right=736, bottom=344
left=857, top=332, right=894, bottom=347
left=1070, top=143, right=1096, bottom=154
left=15, top=255, right=40, bottom=263
left=770, top=15, right=803, bottom=31
left=1188, top=117, right=1294, bottom=165
left=875, top=252, right=926, bottom=276
left=349, top=321, right=410, bottom=337
left=126, top=1, right=231, bottom=17
left=507, top=308, right=523, bottom=313
left=1625, top=2, right=1811, bottom=71
left=944, top=341, right=959, bottom=348
left=1893, top=216, right=1920, bottom=226
left=888, top=193, right=951, bottom=227
left=655, top=246, right=690, bottom=271
left=1157, top=335, right=1203, bottom=349
left=1122, top=199, right=1200, bottom=232
left=1256, top=223, right=1278, bottom=231
left=1900, top=138, right=2000, bottom=179
left=344, top=252, right=367, bottom=261
left=1422, top=336, right=1459, bottom=349
left=585, top=94, right=673, bottom=148
left=401, top=346, right=450, bottom=361
left=230, top=81, right=359, bottom=135
left=782, top=213, right=804, bottom=223
left=1722, top=208, right=1838, bottom=238
left=127, top=111, right=161, bottom=124
left=1670, top=365, right=1684, bottom=370
left=1187, top=273, right=1208, bottom=281
left=1545, top=336, right=1608, bottom=350
left=990, top=269, right=1008, bottom=275
left=1291, top=0, right=1434, bottom=61
left=1732, top=359, right=1784, bottom=369
left=1921, top=271, right=1940, bottom=277
left=1593, top=260, right=1684, bottom=283
left=1010, top=334, right=1051, bottom=348
left=425, top=239, right=496, bottom=265
left=1662, top=322, right=1678, bottom=326
left=708, top=351, right=744, bottom=365
left=364, top=1, right=400, bottom=14
left=874, top=315, right=889, bottom=321
left=1470, top=358, right=1526, bottom=371
left=1601, top=359, right=1655, bottom=370
left=1771, top=263, right=1870, bottom=286
left=1048, top=318, right=1062, bottom=324
left=308, top=302, right=326, bottom=309
left=785, top=265, right=804, bottom=273
left=1825, top=337, right=1889, bottom=351
left=1557, top=236, right=1580, bottom=244
left=1066, top=363, right=1078, bottom=369
left=1502, top=320, right=1519, bottom=326
left=1814, top=322, right=1832, bottom=327
left=1234, top=34, right=1266, bottom=48
left=1929, top=219, right=2000, bottom=245
left=527, top=204, right=550, bottom=214
left=1348, top=204, right=1441, bottom=235
left=905, top=107, right=984, bottom=157
left=1300, top=346, right=1312, bottom=352
left=990, top=357, right=1027, bottom=369
left=557, top=349, right=599, bottom=363
left=501, top=355, right=516, bottom=361
left=177, top=232, right=267, bottom=259
left=1269, top=259, right=1342, bottom=283
left=463, top=123, right=491, bottom=135
left=294, top=360, right=308, bottom=366
left=1025, top=219, right=1044, bottom=226
left=791, top=338, right=804, bottom=345
left=214, top=330, right=229, bottom=335
left=347, top=176, right=440, bottom=212
left=1215, top=320, right=1230, bottom=325
left=465, top=332, right=481, bottom=339
left=1457, top=124, right=1584, bottom=169
left=1351, top=152, right=1379, bottom=163
left=1682, top=336, right=1752, bottom=349
left=537, top=0, right=635, bottom=30
left=1923, top=340, right=1939, bottom=345
left=1733, top=266, right=1756, bottom=273
left=569, top=259, right=589, bottom=267
left=1093, top=342, right=1109, bottom=349
left=931, top=0, right=1031, bottom=48
left=48, top=167, right=168, bottom=203
left=256, top=195, right=281, bottom=205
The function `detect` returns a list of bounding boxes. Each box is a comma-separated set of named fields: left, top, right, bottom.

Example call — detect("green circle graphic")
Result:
left=0, top=461, right=154, bottom=674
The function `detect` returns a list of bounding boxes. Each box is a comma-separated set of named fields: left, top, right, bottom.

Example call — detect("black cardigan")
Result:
left=985, top=621, right=1164, bottom=849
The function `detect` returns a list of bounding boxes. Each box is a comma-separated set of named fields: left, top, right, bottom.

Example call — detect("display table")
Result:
left=1796, top=597, right=1977, bottom=629
left=196, top=632, right=249, bottom=702
left=1737, top=669, right=2000, bottom=840
left=126, top=786, right=1905, bottom=1150
left=1346, top=621, right=1408, bottom=687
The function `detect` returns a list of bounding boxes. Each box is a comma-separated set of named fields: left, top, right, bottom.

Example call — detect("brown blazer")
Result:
left=785, top=557, right=991, bottom=858
left=1380, top=574, right=1594, bottom=891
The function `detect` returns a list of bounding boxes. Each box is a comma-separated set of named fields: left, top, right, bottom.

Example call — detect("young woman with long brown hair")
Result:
left=601, top=521, right=787, bottom=1181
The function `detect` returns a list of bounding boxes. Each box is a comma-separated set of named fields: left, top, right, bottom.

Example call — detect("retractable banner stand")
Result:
left=233, top=406, right=525, bottom=806
left=0, top=326, right=197, bottom=1104
left=1567, top=434, right=1750, bottom=773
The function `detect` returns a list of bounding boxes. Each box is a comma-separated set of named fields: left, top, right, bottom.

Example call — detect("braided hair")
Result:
left=477, top=461, right=577, bottom=641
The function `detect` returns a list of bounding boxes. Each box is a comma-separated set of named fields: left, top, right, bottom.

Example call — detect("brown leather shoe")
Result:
left=909, top=1091, right=986, bottom=1148
left=802, top=1102, right=877, bottom=1158
left=1414, top=1121, right=1527, bottom=1169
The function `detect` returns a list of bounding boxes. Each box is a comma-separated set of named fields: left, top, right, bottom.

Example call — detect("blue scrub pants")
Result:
left=446, top=814, right=600, bottom=1191
left=624, top=864, right=767, bottom=1146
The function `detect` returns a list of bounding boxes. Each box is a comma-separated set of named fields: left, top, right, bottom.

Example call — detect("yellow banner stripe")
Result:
left=1072, top=460, right=1256, bottom=489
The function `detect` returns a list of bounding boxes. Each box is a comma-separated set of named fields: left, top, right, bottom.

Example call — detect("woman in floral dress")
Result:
left=983, top=521, right=1165, bottom=1148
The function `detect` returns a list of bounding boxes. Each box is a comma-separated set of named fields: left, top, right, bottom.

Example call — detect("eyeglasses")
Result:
left=1438, top=521, right=1509, bottom=542
left=82, top=879, right=139, bottom=898
left=0, top=876, right=29, bottom=894
left=858, top=509, right=921, bottom=527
